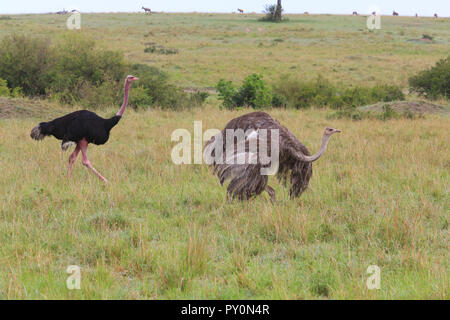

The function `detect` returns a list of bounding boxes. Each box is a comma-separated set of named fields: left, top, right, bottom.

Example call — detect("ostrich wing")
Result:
left=205, top=131, right=269, bottom=200
left=205, top=111, right=312, bottom=199
left=277, top=127, right=313, bottom=198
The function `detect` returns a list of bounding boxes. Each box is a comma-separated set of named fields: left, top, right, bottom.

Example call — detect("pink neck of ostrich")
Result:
left=116, top=80, right=131, bottom=117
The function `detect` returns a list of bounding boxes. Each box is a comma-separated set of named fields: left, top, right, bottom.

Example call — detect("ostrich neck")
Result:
left=299, top=134, right=331, bottom=162
left=116, top=81, right=131, bottom=116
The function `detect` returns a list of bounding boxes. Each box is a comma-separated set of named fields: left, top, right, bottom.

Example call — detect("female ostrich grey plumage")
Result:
left=204, top=111, right=341, bottom=201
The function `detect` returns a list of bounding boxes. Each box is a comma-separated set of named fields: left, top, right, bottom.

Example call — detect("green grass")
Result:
left=0, top=13, right=449, bottom=88
left=0, top=13, right=449, bottom=299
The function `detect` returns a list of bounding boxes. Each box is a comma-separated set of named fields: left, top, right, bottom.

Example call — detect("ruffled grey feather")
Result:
left=204, top=112, right=312, bottom=200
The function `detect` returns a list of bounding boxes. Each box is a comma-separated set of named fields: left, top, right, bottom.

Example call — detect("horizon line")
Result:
left=1, top=11, right=447, bottom=18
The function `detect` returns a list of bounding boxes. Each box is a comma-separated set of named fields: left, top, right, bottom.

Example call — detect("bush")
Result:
left=0, top=35, right=54, bottom=96
left=273, top=75, right=404, bottom=109
left=271, top=92, right=287, bottom=108
left=216, top=79, right=239, bottom=109
left=272, top=75, right=336, bottom=108
left=0, top=78, right=23, bottom=98
left=0, top=78, right=10, bottom=97
left=409, top=56, right=449, bottom=99
left=128, top=64, right=207, bottom=110
left=336, top=85, right=404, bottom=108
left=239, top=74, right=273, bottom=108
left=0, top=34, right=205, bottom=110
left=216, top=74, right=273, bottom=109
left=46, top=33, right=127, bottom=105
left=217, top=74, right=404, bottom=110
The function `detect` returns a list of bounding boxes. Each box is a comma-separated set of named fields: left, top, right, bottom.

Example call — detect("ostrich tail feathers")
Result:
left=61, top=141, right=76, bottom=152
left=30, top=124, right=46, bottom=141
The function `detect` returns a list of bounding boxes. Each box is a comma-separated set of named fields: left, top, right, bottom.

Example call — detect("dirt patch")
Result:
left=357, top=100, right=449, bottom=115
left=0, top=97, right=69, bottom=119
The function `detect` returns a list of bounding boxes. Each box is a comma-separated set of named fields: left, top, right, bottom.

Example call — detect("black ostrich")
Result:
left=30, top=75, right=138, bottom=183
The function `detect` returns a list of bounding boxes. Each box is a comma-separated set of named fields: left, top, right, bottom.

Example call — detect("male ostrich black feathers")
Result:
left=30, top=75, right=138, bottom=183
left=31, top=110, right=121, bottom=147
left=204, top=112, right=341, bottom=201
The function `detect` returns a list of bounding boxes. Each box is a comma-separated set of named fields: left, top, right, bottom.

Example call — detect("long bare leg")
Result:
left=68, top=144, right=81, bottom=178
left=266, top=185, right=276, bottom=203
left=79, top=139, right=108, bottom=183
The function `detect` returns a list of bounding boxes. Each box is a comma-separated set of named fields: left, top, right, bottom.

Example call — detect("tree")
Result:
left=274, top=0, right=282, bottom=21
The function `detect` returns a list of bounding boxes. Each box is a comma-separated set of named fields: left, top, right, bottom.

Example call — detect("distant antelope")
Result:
left=352, top=11, right=358, bottom=15
left=237, top=8, right=244, bottom=14
left=304, top=11, right=309, bottom=15
left=434, top=13, right=438, bottom=18
left=142, top=6, right=151, bottom=13
left=393, top=11, right=399, bottom=16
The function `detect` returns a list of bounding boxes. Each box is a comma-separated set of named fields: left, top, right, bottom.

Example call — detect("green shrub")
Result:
left=272, top=75, right=336, bottom=108
left=0, top=78, right=24, bottom=98
left=217, top=74, right=273, bottom=109
left=129, top=86, right=154, bottom=108
left=239, top=74, right=273, bottom=108
left=128, top=63, right=206, bottom=110
left=216, top=79, right=239, bottom=109
left=0, top=78, right=10, bottom=97
left=10, top=87, right=23, bottom=98
left=0, top=34, right=203, bottom=110
left=338, top=85, right=404, bottom=107
left=271, top=92, right=287, bottom=108
left=217, top=74, right=403, bottom=110
left=273, top=75, right=404, bottom=109
left=409, top=56, right=449, bottom=99
left=190, top=91, right=209, bottom=105
left=46, top=33, right=127, bottom=105
left=0, top=35, right=54, bottom=96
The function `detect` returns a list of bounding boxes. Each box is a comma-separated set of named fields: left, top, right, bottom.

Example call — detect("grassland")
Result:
left=1, top=13, right=449, bottom=88
left=0, top=13, right=449, bottom=299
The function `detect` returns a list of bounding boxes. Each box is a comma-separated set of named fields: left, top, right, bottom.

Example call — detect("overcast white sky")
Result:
left=0, top=0, right=449, bottom=17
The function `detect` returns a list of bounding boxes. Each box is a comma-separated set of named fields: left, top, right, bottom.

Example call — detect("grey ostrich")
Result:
left=204, top=112, right=341, bottom=201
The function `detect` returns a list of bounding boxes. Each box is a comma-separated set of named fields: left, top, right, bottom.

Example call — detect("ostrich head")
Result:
left=298, top=127, right=341, bottom=162
left=324, top=127, right=341, bottom=136
left=126, top=75, right=139, bottom=83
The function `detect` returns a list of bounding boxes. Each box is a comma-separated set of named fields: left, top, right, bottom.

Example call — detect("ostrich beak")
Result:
left=335, top=129, right=341, bottom=133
